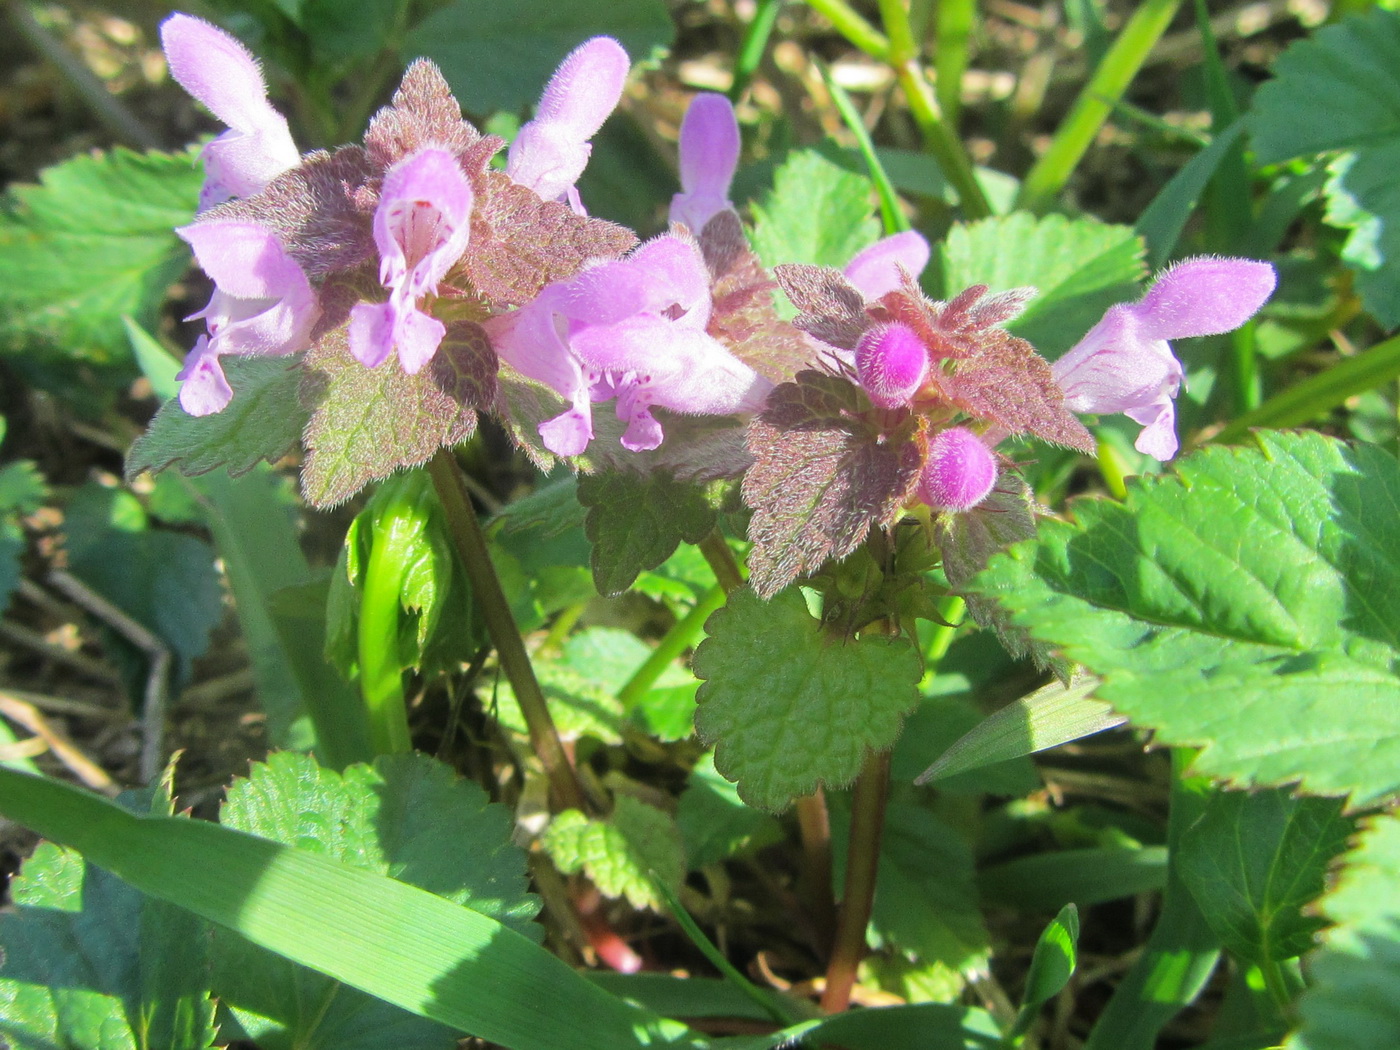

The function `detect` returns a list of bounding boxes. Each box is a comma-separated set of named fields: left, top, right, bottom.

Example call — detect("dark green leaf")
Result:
left=578, top=471, right=717, bottom=596
left=1021, top=904, right=1079, bottom=1009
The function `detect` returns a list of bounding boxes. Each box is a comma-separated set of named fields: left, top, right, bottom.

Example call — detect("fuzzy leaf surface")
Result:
left=1249, top=8, right=1400, bottom=327
left=542, top=796, right=685, bottom=911
left=300, top=320, right=496, bottom=507
left=212, top=752, right=538, bottom=1050
left=0, top=148, right=201, bottom=363
left=578, top=472, right=717, bottom=595
left=126, top=357, right=307, bottom=481
left=406, top=0, right=674, bottom=113
left=693, top=588, right=922, bottom=811
left=975, top=431, right=1400, bottom=804
left=1177, top=788, right=1353, bottom=965
left=1291, top=812, right=1400, bottom=1050
left=939, top=213, right=1145, bottom=358
left=749, top=146, right=881, bottom=272
left=743, top=371, right=924, bottom=597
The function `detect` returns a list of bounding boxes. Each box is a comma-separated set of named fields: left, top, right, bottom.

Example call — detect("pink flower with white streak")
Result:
left=1053, top=256, right=1277, bottom=459
left=160, top=13, right=299, bottom=210
left=488, top=234, right=770, bottom=456
left=350, top=147, right=475, bottom=374
left=506, top=37, right=630, bottom=211
left=174, top=220, right=320, bottom=415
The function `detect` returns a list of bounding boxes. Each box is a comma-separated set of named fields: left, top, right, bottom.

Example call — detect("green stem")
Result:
left=617, top=585, right=726, bottom=710
left=426, top=450, right=589, bottom=814
left=1016, top=0, right=1183, bottom=213
left=698, top=529, right=745, bottom=595
left=358, top=525, right=412, bottom=755
left=821, top=748, right=892, bottom=1012
left=802, top=0, right=891, bottom=61
left=893, top=60, right=990, bottom=219
left=822, top=62, right=909, bottom=233
left=933, top=0, right=976, bottom=127
left=536, top=600, right=587, bottom=658
left=731, top=0, right=785, bottom=101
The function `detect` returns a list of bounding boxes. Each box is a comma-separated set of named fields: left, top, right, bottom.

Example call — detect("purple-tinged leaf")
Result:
left=774, top=262, right=870, bottom=353
left=743, top=371, right=926, bottom=598
left=363, top=60, right=496, bottom=171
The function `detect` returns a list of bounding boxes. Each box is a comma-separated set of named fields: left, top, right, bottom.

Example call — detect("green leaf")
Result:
left=676, top=752, right=783, bottom=869
left=301, top=321, right=494, bottom=507
left=975, top=431, right=1400, bottom=805
left=1248, top=9, right=1400, bottom=326
left=693, top=588, right=922, bottom=811
left=0, top=148, right=201, bottom=364
left=938, top=212, right=1146, bottom=358
left=1291, top=812, right=1400, bottom=1050
left=405, top=0, right=674, bottom=114
left=125, top=357, right=308, bottom=481
left=0, top=460, right=48, bottom=515
left=862, top=797, right=990, bottom=973
left=1136, top=120, right=1248, bottom=269
left=1177, top=788, right=1352, bottom=966
left=212, top=752, right=538, bottom=1049
left=979, top=847, right=1168, bottom=910
left=915, top=675, right=1124, bottom=784
left=577, top=472, right=717, bottom=596
left=123, top=316, right=182, bottom=401
left=542, top=796, right=685, bottom=911
left=0, top=792, right=218, bottom=1050
left=492, top=662, right=628, bottom=745
left=0, top=766, right=695, bottom=1050
left=1022, top=904, right=1080, bottom=1008
left=750, top=146, right=882, bottom=273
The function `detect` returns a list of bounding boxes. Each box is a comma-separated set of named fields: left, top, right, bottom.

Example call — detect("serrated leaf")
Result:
left=743, top=371, right=925, bottom=598
left=542, top=796, right=685, bottom=911
left=0, top=148, right=202, bottom=363
left=405, top=0, right=675, bottom=114
left=1177, top=788, right=1352, bottom=966
left=975, top=431, right=1400, bottom=805
left=750, top=146, right=881, bottom=272
left=492, top=662, right=628, bottom=744
left=0, top=792, right=217, bottom=1050
left=693, top=588, right=922, bottom=811
left=1248, top=9, right=1400, bottom=327
left=0, top=460, right=48, bottom=514
left=939, top=213, right=1145, bottom=358
left=577, top=472, right=717, bottom=595
left=213, top=752, right=538, bottom=1050
left=676, top=751, right=784, bottom=869
left=1290, top=812, right=1400, bottom=1050
left=915, top=676, right=1124, bottom=784
left=300, top=320, right=495, bottom=507
left=125, top=357, right=307, bottom=481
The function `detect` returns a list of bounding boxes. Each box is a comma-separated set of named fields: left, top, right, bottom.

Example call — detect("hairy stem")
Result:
left=427, top=449, right=588, bottom=814
left=822, top=747, right=892, bottom=1012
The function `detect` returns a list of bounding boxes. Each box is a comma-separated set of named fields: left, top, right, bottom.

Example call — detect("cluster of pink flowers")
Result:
left=161, top=12, right=1275, bottom=524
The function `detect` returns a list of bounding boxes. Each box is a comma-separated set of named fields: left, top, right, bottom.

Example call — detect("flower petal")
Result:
left=670, top=93, right=740, bottom=234
left=175, top=335, right=233, bottom=416
left=917, top=427, right=998, bottom=511
left=843, top=231, right=931, bottom=300
left=1135, top=256, right=1278, bottom=340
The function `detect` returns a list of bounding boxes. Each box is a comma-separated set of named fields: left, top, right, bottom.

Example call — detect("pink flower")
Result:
left=349, top=148, right=474, bottom=374
left=669, top=93, right=741, bottom=234
left=174, top=220, right=320, bottom=415
left=489, top=234, right=770, bottom=456
left=1053, top=256, right=1277, bottom=459
left=160, top=13, right=299, bottom=210
left=917, top=427, right=998, bottom=511
left=506, top=37, right=630, bottom=209
left=842, top=231, right=931, bottom=300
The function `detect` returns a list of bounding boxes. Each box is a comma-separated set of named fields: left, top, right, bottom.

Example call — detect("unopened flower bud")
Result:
left=917, top=427, right=997, bottom=511
left=855, top=322, right=928, bottom=408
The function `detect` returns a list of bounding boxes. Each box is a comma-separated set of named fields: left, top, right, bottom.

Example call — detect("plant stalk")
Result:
left=427, top=449, right=588, bottom=814
left=617, top=584, right=727, bottom=709
left=933, top=0, right=976, bottom=127
left=698, top=529, right=745, bottom=595
left=821, top=747, right=892, bottom=1012
left=796, top=790, right=837, bottom=954
left=731, top=0, right=785, bottom=101
left=893, top=60, right=990, bottom=219
left=357, top=534, right=412, bottom=755
left=1016, top=0, right=1183, bottom=213
left=802, top=0, right=891, bottom=61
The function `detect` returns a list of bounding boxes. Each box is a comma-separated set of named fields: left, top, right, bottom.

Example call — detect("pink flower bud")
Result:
left=917, top=427, right=997, bottom=511
left=855, top=322, right=929, bottom=408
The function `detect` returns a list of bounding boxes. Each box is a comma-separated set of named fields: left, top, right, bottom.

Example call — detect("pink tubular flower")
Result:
left=917, top=427, right=998, bottom=511
left=669, top=93, right=741, bottom=234
left=488, top=234, right=770, bottom=456
left=1053, top=256, right=1276, bottom=460
left=506, top=37, right=630, bottom=208
left=174, top=220, right=320, bottom=415
left=160, top=13, right=300, bottom=210
left=349, top=148, right=474, bottom=374
left=843, top=231, right=931, bottom=300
